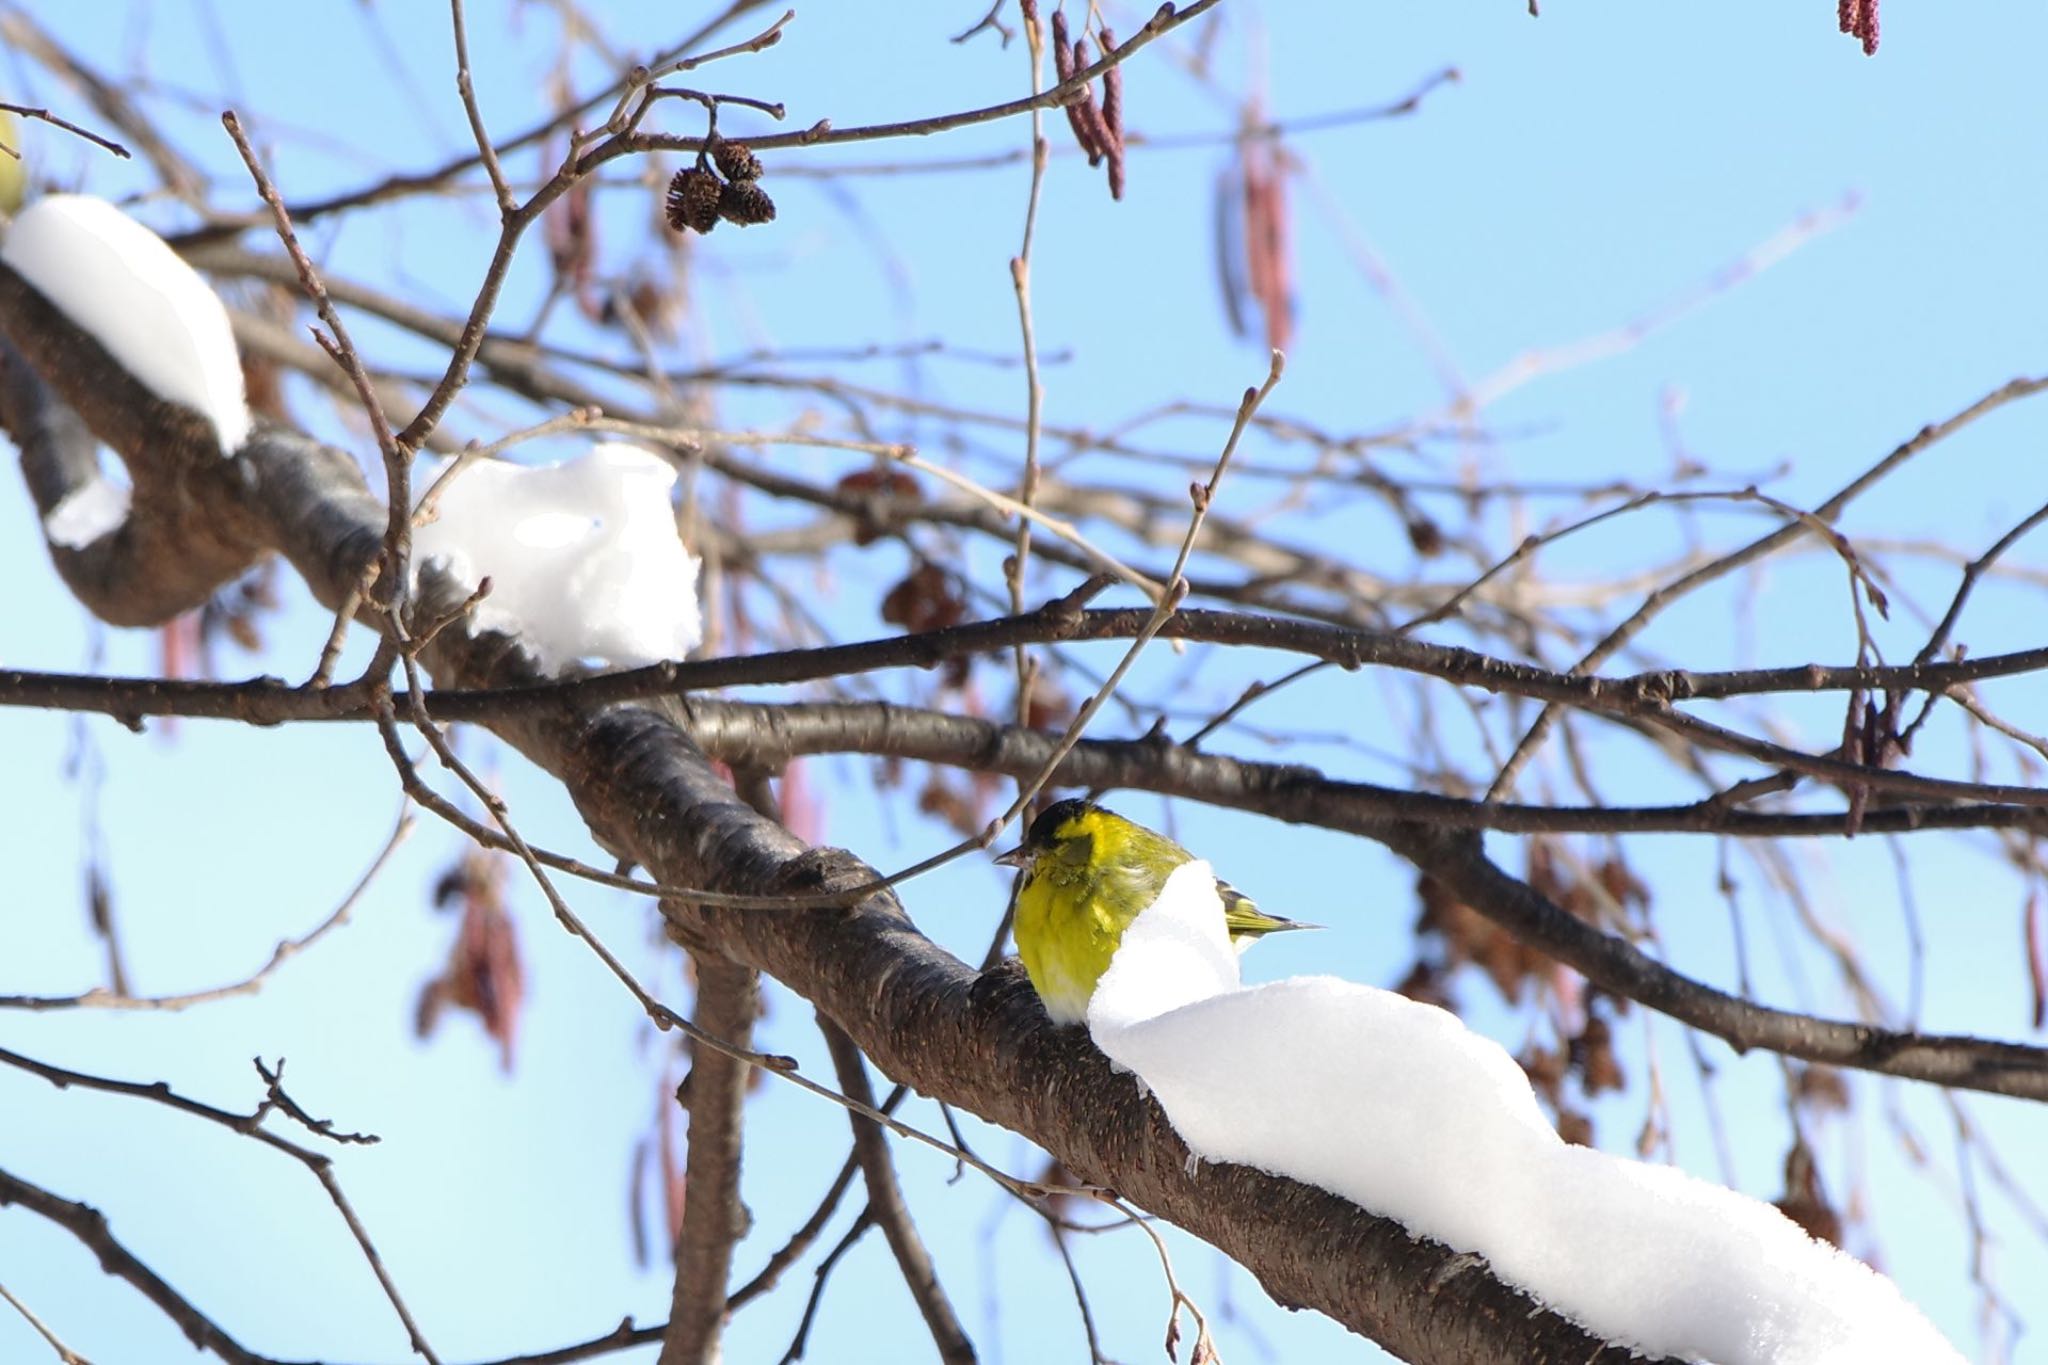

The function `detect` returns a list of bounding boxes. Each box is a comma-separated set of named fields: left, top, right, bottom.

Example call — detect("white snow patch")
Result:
left=410, top=442, right=702, bottom=676
left=1085, top=862, right=1963, bottom=1365
left=44, top=474, right=134, bottom=548
left=42, top=475, right=133, bottom=548
left=1, top=195, right=251, bottom=453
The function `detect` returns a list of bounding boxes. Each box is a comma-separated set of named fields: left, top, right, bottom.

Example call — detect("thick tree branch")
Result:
left=671, top=696, right=2048, bottom=840
left=0, top=282, right=266, bottom=624
left=669, top=697, right=2048, bottom=1103
left=6, top=262, right=2044, bottom=1108
left=659, top=955, right=760, bottom=1365
left=14, top=587, right=2048, bottom=772
left=0, top=263, right=1670, bottom=1364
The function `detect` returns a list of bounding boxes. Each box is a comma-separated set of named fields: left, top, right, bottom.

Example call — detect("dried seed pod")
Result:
left=1099, top=28, right=1123, bottom=141
left=1405, top=514, right=1444, bottom=557
left=711, top=136, right=763, bottom=182
left=717, top=179, right=777, bottom=226
left=1051, top=10, right=1075, bottom=79
left=1068, top=40, right=1112, bottom=167
left=1240, top=140, right=1295, bottom=352
left=665, top=167, right=722, bottom=234
left=1839, top=0, right=1878, bottom=53
left=1099, top=26, right=1126, bottom=198
left=881, top=561, right=966, bottom=634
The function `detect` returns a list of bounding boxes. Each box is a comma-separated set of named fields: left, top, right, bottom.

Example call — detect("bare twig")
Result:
left=0, top=1052, right=439, bottom=1362
left=818, top=1018, right=976, bottom=1363
left=0, top=1280, right=93, bottom=1365
left=0, top=1167, right=252, bottom=1365
left=0, top=806, right=412, bottom=1013
left=996, top=352, right=1285, bottom=830
left=1487, top=373, right=2048, bottom=798
left=448, top=0, right=516, bottom=215
left=0, top=99, right=128, bottom=159
left=221, top=111, right=413, bottom=635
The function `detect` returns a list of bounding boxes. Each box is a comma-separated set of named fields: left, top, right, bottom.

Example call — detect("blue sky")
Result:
left=4, top=3, right=2048, bottom=1362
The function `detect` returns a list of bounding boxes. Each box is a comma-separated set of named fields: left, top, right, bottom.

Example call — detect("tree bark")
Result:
left=1, top=260, right=1677, bottom=1365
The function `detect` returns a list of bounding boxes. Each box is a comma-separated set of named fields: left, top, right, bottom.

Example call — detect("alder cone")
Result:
left=665, top=168, right=722, bottom=234
left=718, top=180, right=777, bottom=226
left=711, top=137, right=763, bottom=182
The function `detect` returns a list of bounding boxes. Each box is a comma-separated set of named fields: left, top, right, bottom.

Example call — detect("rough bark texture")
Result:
left=659, top=955, right=759, bottom=1365
left=0, top=259, right=1676, bottom=1365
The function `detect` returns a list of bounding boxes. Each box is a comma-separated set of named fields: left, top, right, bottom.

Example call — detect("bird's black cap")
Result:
left=1021, top=797, right=1098, bottom=850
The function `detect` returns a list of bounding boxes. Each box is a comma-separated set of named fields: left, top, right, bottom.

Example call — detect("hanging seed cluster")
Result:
left=1048, top=9, right=1128, bottom=201
left=664, top=135, right=776, bottom=235
left=1837, top=0, right=1879, bottom=55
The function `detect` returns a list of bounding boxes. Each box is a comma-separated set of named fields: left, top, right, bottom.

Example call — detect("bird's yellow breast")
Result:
left=1005, top=802, right=1310, bottom=1025
left=1011, top=850, right=1150, bottom=1025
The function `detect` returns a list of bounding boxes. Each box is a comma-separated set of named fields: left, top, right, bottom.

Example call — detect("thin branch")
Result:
left=448, top=0, right=516, bottom=215
left=996, top=353, right=1286, bottom=832
left=0, top=1279, right=93, bottom=1365
left=0, top=1055, right=437, bottom=1364
left=0, top=99, right=128, bottom=159
left=617, top=0, right=1223, bottom=160
left=0, top=1167, right=259, bottom=1365
left=817, top=1018, right=976, bottom=1363
left=775, top=1208, right=874, bottom=1365
left=221, top=111, right=412, bottom=630
left=1005, top=5, right=1054, bottom=756
left=1485, top=372, right=2048, bottom=797
left=0, top=805, right=411, bottom=1013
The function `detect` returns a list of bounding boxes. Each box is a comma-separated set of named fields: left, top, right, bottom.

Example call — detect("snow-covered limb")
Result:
left=41, top=474, right=131, bottom=549
left=0, top=195, right=250, bottom=454
left=411, top=442, right=703, bottom=677
left=1086, top=862, right=1964, bottom=1365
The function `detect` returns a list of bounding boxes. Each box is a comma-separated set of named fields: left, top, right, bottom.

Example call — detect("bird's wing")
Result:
left=1218, top=878, right=1312, bottom=937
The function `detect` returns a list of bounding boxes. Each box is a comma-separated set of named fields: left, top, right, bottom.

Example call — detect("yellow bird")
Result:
left=995, top=798, right=1314, bottom=1024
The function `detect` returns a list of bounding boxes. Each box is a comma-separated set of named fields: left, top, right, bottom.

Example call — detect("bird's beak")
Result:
left=994, top=844, right=1028, bottom=869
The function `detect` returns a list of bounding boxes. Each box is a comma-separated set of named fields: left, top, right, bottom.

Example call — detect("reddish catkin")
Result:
left=1241, top=144, right=1294, bottom=352
left=1262, top=162, right=1295, bottom=351
left=546, top=171, right=595, bottom=300
left=1099, top=25, right=1126, bottom=198
left=1069, top=40, right=1114, bottom=168
left=1051, top=14, right=1098, bottom=162
left=1241, top=156, right=1274, bottom=320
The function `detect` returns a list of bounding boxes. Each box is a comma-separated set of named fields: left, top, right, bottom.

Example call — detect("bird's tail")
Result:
left=1219, top=881, right=1321, bottom=940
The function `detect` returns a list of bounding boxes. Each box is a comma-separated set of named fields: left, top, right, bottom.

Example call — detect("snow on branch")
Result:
left=0, top=194, right=250, bottom=454
left=41, top=473, right=131, bottom=549
left=411, top=442, right=703, bottom=676
left=1086, top=862, right=1964, bottom=1365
